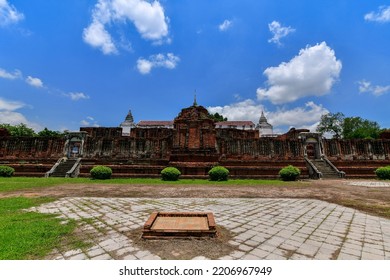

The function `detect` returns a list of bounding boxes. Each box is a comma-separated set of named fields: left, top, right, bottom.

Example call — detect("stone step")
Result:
left=311, top=160, right=339, bottom=179
left=49, top=159, right=78, bottom=177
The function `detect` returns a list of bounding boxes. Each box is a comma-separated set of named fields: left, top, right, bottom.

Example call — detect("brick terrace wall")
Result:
left=323, top=139, right=390, bottom=160
left=1, top=135, right=389, bottom=162
left=216, top=129, right=304, bottom=160
left=82, top=127, right=173, bottom=161
left=0, top=137, right=65, bottom=160
left=1, top=131, right=390, bottom=178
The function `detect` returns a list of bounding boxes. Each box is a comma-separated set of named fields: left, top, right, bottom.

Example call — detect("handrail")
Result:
left=45, top=157, right=66, bottom=178
left=304, top=157, right=323, bottom=179
left=66, top=158, right=82, bottom=178
left=322, top=156, right=346, bottom=178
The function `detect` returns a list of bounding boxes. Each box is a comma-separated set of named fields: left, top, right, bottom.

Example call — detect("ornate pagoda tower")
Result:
left=120, top=110, right=136, bottom=136
left=257, top=111, right=273, bottom=137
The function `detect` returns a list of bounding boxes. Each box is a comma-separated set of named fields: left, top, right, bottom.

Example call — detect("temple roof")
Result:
left=215, top=121, right=255, bottom=127
left=120, top=110, right=135, bottom=126
left=137, top=121, right=174, bottom=127
left=259, top=111, right=268, bottom=123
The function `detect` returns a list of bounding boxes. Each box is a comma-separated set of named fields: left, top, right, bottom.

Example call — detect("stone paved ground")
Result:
left=346, top=181, right=390, bottom=188
left=28, top=198, right=390, bottom=260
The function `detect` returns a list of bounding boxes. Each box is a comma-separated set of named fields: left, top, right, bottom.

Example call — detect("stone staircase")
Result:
left=312, top=159, right=340, bottom=179
left=49, top=158, right=78, bottom=177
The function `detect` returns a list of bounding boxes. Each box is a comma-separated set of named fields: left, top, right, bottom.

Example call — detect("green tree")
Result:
left=0, top=123, right=36, bottom=137
left=342, top=117, right=381, bottom=139
left=37, top=128, right=63, bottom=137
left=316, top=112, right=345, bottom=138
left=208, top=112, right=227, bottom=122
left=317, top=113, right=382, bottom=139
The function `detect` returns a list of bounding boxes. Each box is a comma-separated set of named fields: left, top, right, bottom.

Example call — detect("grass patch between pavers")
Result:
left=0, top=197, right=77, bottom=260
left=0, top=177, right=289, bottom=192
left=339, top=199, right=390, bottom=219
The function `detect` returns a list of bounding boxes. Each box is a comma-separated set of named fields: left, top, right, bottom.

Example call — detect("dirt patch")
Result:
left=1, top=179, right=390, bottom=219
left=125, top=225, right=236, bottom=260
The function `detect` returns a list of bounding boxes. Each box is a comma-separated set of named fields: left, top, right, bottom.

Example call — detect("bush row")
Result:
left=3, top=163, right=389, bottom=181
left=0, top=166, right=15, bottom=177
left=0, top=164, right=301, bottom=181
left=160, top=166, right=230, bottom=181
left=279, top=165, right=301, bottom=181
left=375, top=166, right=390, bottom=180
left=90, top=165, right=112, bottom=180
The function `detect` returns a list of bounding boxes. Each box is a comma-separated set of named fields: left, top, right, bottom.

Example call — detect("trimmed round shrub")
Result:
left=90, top=165, right=112, bottom=180
left=375, top=166, right=390, bottom=180
left=208, top=166, right=229, bottom=181
left=0, top=165, right=15, bottom=177
left=279, top=165, right=301, bottom=181
left=161, top=167, right=181, bottom=181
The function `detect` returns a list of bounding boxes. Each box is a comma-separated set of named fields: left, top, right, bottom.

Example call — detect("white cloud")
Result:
left=137, top=58, right=153, bottom=74
left=136, top=53, right=180, bottom=74
left=208, top=99, right=264, bottom=122
left=208, top=99, right=328, bottom=133
left=80, top=116, right=99, bottom=127
left=0, top=0, right=24, bottom=26
left=0, top=68, right=21, bottom=79
left=83, top=0, right=169, bottom=54
left=219, top=19, right=233, bottom=31
left=358, top=80, right=390, bottom=96
left=111, top=0, right=169, bottom=40
left=365, top=6, right=390, bottom=23
left=257, top=42, right=342, bottom=105
left=25, top=76, right=43, bottom=88
left=268, top=21, right=295, bottom=46
left=0, top=97, right=42, bottom=131
left=0, top=97, right=24, bottom=111
left=267, top=101, right=329, bottom=128
left=80, top=120, right=90, bottom=126
left=66, top=92, right=90, bottom=101
left=83, top=20, right=118, bottom=55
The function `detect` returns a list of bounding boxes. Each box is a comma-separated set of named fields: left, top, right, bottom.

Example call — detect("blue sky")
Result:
left=1, top=0, right=390, bottom=133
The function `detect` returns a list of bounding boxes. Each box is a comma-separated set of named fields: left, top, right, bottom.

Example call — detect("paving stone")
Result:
left=296, top=244, right=319, bottom=257
left=229, top=250, right=246, bottom=258
left=361, top=252, right=384, bottom=260
left=249, top=248, right=269, bottom=258
left=87, top=248, right=105, bottom=257
left=238, top=244, right=253, bottom=252
left=30, top=197, right=390, bottom=260
left=91, top=254, right=112, bottom=260
left=135, top=250, right=152, bottom=259
left=289, top=253, right=311, bottom=260
left=265, top=253, right=286, bottom=260
left=242, top=254, right=261, bottom=260
left=69, top=253, right=88, bottom=260
left=63, top=249, right=82, bottom=258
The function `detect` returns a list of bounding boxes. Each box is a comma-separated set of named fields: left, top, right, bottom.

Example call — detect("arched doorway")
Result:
left=305, top=137, right=321, bottom=159
left=299, top=132, right=323, bottom=160
left=63, top=132, right=87, bottom=158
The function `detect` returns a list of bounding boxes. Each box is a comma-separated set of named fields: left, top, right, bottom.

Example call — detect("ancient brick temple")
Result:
left=1, top=103, right=390, bottom=179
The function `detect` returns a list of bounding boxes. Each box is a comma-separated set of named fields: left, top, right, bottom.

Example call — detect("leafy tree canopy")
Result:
left=343, top=117, right=381, bottom=139
left=316, top=112, right=382, bottom=139
left=37, top=127, right=63, bottom=137
left=0, top=124, right=63, bottom=137
left=0, top=123, right=36, bottom=137
left=208, top=112, right=228, bottom=122
left=316, top=112, right=345, bottom=139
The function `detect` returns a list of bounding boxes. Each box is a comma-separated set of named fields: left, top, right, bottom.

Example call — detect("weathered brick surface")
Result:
left=1, top=104, right=390, bottom=178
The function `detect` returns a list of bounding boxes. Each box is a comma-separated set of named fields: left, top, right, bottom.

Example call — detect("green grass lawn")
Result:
left=0, top=177, right=288, bottom=192
left=0, top=197, right=77, bottom=260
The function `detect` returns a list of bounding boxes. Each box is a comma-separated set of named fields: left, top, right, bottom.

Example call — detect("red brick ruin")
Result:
left=1, top=103, right=390, bottom=179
